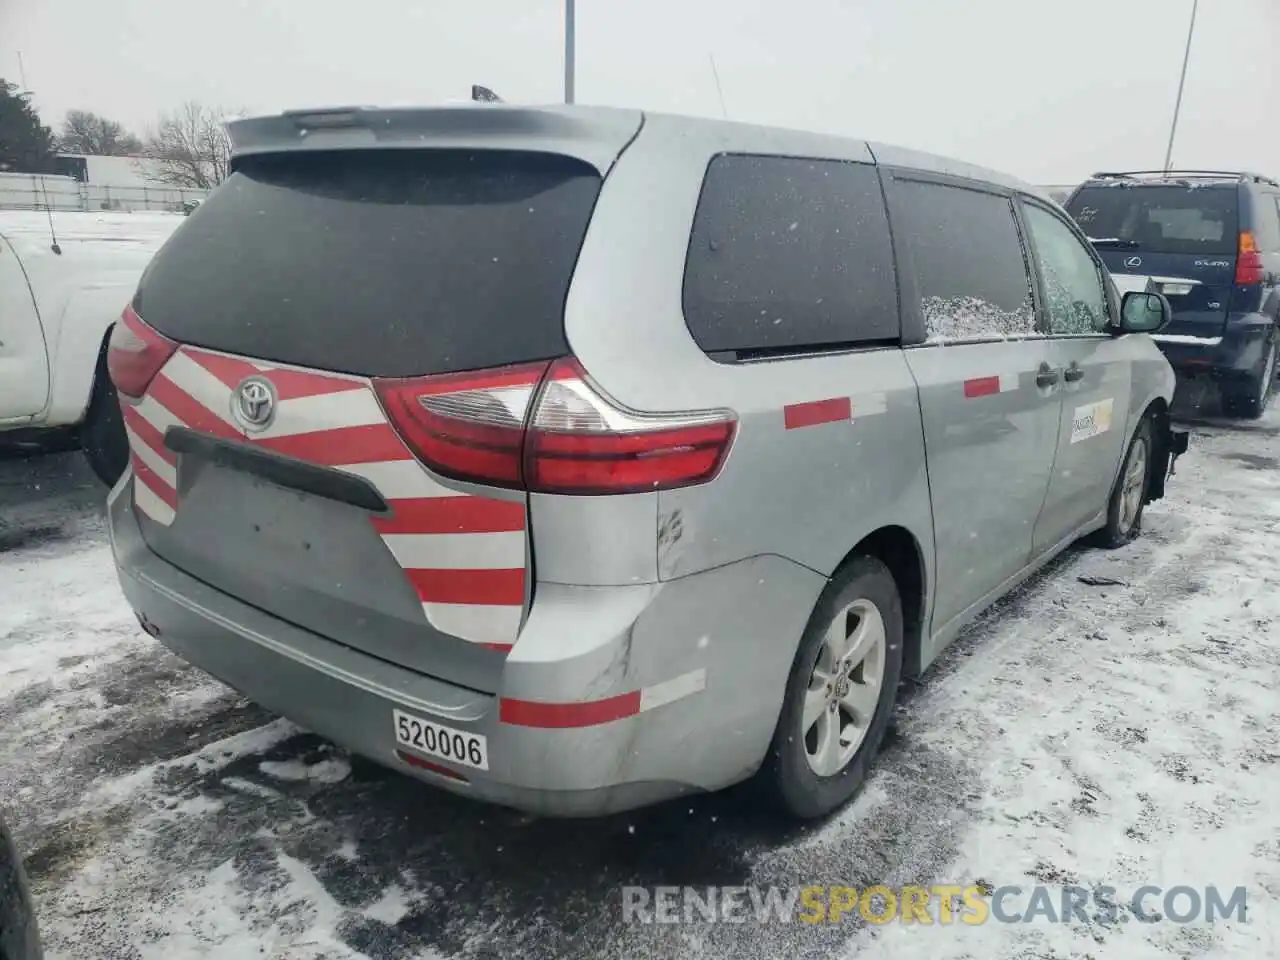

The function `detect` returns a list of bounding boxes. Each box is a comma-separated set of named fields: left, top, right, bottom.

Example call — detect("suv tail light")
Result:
left=374, top=358, right=736, bottom=495
left=1236, top=231, right=1265, bottom=285
left=108, top=304, right=179, bottom=399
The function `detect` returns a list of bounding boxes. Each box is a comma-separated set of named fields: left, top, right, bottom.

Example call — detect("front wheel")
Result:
left=761, top=555, right=904, bottom=819
left=1094, top=417, right=1154, bottom=549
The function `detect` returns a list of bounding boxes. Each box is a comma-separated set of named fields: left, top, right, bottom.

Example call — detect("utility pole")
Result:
left=17, top=50, right=28, bottom=90
left=1163, top=0, right=1199, bottom=173
left=564, top=0, right=576, bottom=104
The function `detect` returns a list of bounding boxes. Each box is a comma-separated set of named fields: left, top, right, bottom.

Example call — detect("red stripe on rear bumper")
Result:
left=371, top=496, right=526, bottom=535
left=396, top=750, right=470, bottom=781
left=963, top=376, right=1000, bottom=398
left=499, top=690, right=642, bottom=728
left=405, top=567, right=524, bottom=605
left=784, top=397, right=851, bottom=429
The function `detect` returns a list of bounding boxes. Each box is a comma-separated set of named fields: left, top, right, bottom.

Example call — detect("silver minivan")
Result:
left=107, top=106, right=1188, bottom=819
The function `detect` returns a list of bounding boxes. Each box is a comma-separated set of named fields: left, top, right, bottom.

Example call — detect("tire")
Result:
left=761, top=555, right=904, bottom=820
left=0, top=817, right=44, bottom=960
left=81, top=371, right=129, bottom=488
left=1094, top=416, right=1154, bottom=549
left=1222, top=339, right=1276, bottom=420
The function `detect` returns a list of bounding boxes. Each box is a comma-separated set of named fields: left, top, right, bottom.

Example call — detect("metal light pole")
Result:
left=564, top=0, right=576, bottom=104
left=1163, top=0, right=1199, bottom=173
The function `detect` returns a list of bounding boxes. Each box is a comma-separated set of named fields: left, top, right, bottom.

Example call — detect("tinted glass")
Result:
left=1254, top=194, right=1280, bottom=253
left=1023, top=204, right=1110, bottom=335
left=893, top=179, right=1034, bottom=340
left=133, top=150, right=602, bottom=377
left=1066, top=184, right=1239, bottom=255
left=683, top=155, right=898, bottom=356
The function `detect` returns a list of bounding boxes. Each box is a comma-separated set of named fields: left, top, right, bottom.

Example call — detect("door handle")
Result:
left=1035, top=363, right=1061, bottom=388
left=1063, top=363, right=1085, bottom=383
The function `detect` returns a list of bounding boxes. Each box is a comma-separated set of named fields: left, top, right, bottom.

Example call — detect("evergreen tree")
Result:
left=0, top=79, right=57, bottom=173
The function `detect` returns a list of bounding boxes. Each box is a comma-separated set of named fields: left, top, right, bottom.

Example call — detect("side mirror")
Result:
left=1118, top=290, right=1171, bottom=334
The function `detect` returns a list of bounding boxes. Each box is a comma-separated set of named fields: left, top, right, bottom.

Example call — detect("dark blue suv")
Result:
left=1065, top=171, right=1280, bottom=418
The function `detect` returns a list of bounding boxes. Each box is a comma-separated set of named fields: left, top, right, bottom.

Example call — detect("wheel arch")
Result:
left=831, top=524, right=928, bottom=678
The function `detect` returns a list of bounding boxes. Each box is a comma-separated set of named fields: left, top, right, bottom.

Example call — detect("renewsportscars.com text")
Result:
left=621, top=884, right=1248, bottom=926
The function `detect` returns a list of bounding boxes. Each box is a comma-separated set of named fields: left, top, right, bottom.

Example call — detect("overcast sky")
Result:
left=2, top=0, right=1276, bottom=184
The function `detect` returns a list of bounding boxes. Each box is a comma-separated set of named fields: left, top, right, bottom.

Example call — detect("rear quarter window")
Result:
left=682, top=154, right=899, bottom=358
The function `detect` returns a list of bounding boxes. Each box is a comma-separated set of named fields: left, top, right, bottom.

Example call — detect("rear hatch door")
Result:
left=122, top=124, right=632, bottom=693
left=1067, top=182, right=1239, bottom=340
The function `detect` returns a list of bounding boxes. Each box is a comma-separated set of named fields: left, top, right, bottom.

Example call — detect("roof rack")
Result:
left=1088, top=170, right=1279, bottom=187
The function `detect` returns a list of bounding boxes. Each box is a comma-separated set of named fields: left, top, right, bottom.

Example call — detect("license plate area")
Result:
left=393, top=709, right=489, bottom=771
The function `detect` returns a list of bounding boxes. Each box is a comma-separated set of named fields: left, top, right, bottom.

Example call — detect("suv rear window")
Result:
left=1066, top=184, right=1239, bottom=256
left=682, top=155, right=898, bottom=358
left=133, top=150, right=602, bottom=378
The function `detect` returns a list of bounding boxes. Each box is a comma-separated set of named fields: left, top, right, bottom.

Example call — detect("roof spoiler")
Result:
left=224, top=105, right=644, bottom=175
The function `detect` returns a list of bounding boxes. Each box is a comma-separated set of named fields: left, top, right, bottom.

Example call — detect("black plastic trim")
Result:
left=163, top=427, right=389, bottom=513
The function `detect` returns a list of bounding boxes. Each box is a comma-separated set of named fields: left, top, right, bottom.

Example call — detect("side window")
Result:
left=1022, top=204, right=1110, bottom=336
left=1262, top=195, right=1280, bottom=253
left=892, top=179, right=1035, bottom=341
left=682, top=155, right=898, bottom=357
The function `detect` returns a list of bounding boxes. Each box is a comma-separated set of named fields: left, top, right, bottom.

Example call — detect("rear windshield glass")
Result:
left=1066, top=184, right=1239, bottom=255
left=133, top=150, right=602, bottom=377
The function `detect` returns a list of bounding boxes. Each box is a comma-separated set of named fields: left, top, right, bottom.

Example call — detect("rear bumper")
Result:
left=1154, top=313, right=1273, bottom=378
left=107, top=474, right=824, bottom=817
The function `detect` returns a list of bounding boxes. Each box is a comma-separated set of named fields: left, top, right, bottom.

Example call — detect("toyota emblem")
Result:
left=1124, top=255, right=1143, bottom=268
left=233, top=377, right=277, bottom=431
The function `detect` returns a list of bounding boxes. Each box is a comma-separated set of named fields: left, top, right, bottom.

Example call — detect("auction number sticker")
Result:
left=393, top=710, right=489, bottom=771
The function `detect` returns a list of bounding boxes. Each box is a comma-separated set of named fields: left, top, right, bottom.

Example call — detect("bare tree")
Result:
left=143, top=101, right=237, bottom=189
left=59, top=110, right=143, bottom=155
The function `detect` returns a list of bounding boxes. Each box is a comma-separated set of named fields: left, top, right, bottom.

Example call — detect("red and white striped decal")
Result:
left=962, top=373, right=1019, bottom=398
left=783, top=393, right=888, bottom=430
left=498, top=668, right=707, bottom=728
left=121, top=346, right=526, bottom=651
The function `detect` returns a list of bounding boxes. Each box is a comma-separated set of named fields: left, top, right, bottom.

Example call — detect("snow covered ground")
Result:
left=2, top=398, right=1278, bottom=959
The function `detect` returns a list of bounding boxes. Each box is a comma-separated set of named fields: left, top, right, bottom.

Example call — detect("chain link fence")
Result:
left=0, top=173, right=210, bottom=214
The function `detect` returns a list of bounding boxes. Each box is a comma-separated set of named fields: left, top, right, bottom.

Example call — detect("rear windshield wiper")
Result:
left=1087, top=237, right=1140, bottom=248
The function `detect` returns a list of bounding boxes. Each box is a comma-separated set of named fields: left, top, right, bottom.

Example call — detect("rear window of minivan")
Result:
left=1066, top=184, right=1239, bottom=256
left=133, top=150, right=602, bottom=378
left=683, top=155, right=898, bottom=358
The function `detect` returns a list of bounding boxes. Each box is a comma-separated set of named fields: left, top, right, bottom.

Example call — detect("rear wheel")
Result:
left=81, top=372, right=128, bottom=488
left=1222, top=339, right=1276, bottom=420
left=1094, top=417, right=1153, bottom=549
left=762, top=555, right=903, bottom=819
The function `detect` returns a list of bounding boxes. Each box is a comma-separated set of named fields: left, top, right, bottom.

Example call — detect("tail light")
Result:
left=524, top=358, right=735, bottom=494
left=374, top=363, right=548, bottom=488
left=1236, top=231, right=1265, bottom=285
left=108, top=304, right=178, bottom=399
left=374, top=358, right=736, bottom=495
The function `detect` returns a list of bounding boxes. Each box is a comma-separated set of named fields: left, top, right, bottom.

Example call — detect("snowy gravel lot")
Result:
left=2, top=397, right=1279, bottom=959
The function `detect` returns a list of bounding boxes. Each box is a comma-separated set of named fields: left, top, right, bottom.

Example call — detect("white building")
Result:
left=0, top=154, right=211, bottom=213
